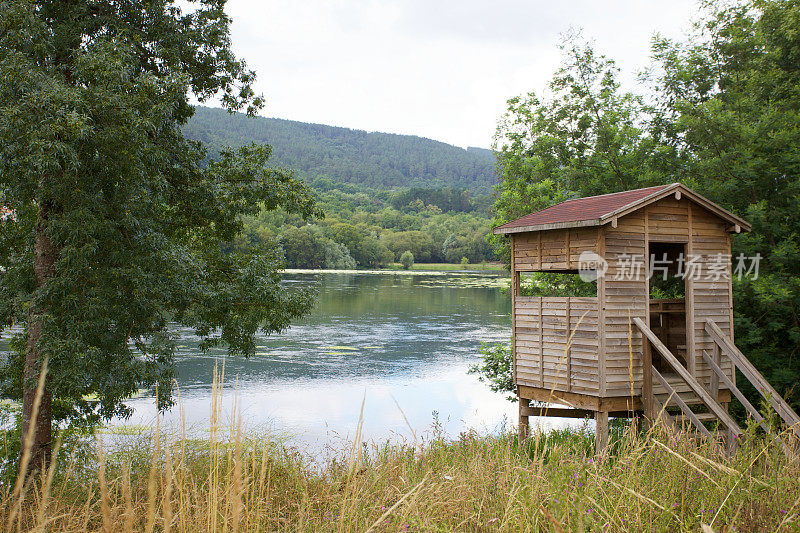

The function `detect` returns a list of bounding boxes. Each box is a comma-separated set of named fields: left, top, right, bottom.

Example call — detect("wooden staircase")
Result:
left=633, top=317, right=800, bottom=455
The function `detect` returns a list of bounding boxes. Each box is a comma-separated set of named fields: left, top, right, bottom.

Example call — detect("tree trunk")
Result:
left=21, top=205, right=57, bottom=475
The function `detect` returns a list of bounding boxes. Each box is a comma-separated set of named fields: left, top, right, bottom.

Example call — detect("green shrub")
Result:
left=400, top=250, right=414, bottom=270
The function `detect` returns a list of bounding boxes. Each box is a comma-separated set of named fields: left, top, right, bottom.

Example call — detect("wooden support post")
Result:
left=566, top=297, right=571, bottom=393
left=518, top=396, right=529, bottom=440
left=596, top=411, right=609, bottom=454
left=724, top=403, right=739, bottom=456
left=511, top=236, right=518, bottom=386
left=710, top=342, right=721, bottom=400
left=642, top=338, right=654, bottom=425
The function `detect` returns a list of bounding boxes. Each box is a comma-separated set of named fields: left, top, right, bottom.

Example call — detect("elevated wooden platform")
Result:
left=499, top=185, right=797, bottom=455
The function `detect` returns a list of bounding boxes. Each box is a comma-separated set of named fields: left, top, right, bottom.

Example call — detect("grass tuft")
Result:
left=3, top=369, right=799, bottom=531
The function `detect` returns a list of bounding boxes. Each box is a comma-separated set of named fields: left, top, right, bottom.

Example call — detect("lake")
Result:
left=2, top=271, right=575, bottom=453
left=119, top=271, right=520, bottom=451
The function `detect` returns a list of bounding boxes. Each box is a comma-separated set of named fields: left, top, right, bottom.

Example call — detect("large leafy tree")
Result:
left=0, top=0, right=319, bottom=472
left=484, top=2, right=800, bottom=416
left=650, top=0, right=800, bottom=413
left=491, top=35, right=673, bottom=264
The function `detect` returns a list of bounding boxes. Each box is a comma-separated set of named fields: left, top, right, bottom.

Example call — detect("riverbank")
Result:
left=5, top=420, right=797, bottom=532
left=383, top=261, right=506, bottom=272
left=283, top=263, right=507, bottom=275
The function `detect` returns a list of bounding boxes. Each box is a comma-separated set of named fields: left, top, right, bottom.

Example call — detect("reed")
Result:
left=2, top=369, right=798, bottom=532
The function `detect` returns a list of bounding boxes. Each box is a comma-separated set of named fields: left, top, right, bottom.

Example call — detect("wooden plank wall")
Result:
left=514, top=296, right=600, bottom=395
left=513, top=227, right=599, bottom=271
left=646, top=197, right=735, bottom=386
left=601, top=210, right=648, bottom=397
left=689, top=205, right=736, bottom=386
left=646, top=197, right=689, bottom=243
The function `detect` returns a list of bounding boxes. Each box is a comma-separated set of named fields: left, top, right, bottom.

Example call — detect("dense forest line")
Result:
left=185, top=107, right=499, bottom=268
left=232, top=178, right=496, bottom=269
left=184, top=106, right=497, bottom=192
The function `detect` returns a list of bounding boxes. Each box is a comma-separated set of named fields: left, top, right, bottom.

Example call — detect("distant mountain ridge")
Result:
left=184, top=106, right=497, bottom=192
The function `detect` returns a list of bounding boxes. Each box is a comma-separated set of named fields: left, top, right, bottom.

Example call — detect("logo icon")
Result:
left=578, top=251, right=607, bottom=282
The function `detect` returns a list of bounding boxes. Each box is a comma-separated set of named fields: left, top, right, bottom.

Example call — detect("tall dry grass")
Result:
left=3, top=364, right=799, bottom=532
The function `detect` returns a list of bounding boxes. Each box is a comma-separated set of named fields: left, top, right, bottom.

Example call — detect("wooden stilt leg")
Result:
left=518, top=397, right=530, bottom=441
left=596, top=411, right=609, bottom=454
left=722, top=403, right=739, bottom=456
left=642, top=339, right=654, bottom=429
left=630, top=414, right=640, bottom=439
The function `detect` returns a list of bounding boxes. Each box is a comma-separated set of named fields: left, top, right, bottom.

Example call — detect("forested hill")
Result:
left=184, top=106, right=497, bottom=192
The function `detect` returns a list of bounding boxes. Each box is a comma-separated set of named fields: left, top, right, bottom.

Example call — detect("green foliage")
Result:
left=486, top=1, right=800, bottom=415
left=323, top=240, right=357, bottom=270
left=468, top=342, right=514, bottom=400
left=389, top=187, right=490, bottom=213
left=327, top=223, right=392, bottom=268
left=278, top=225, right=356, bottom=269
left=648, top=0, right=800, bottom=413
left=184, top=114, right=500, bottom=269
left=490, top=34, right=672, bottom=264
left=649, top=276, right=686, bottom=300
left=520, top=273, right=597, bottom=297
left=237, top=177, right=499, bottom=269
left=184, top=106, right=497, bottom=193
left=382, top=230, right=434, bottom=263
left=400, top=251, right=414, bottom=270
left=0, top=0, right=319, bottom=427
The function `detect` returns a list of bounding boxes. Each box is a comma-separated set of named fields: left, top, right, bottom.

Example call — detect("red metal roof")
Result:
left=495, top=185, right=672, bottom=232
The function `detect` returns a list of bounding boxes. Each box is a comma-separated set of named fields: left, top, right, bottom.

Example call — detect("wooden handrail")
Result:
left=705, top=320, right=800, bottom=435
left=652, top=367, right=713, bottom=439
left=633, top=317, right=742, bottom=437
left=701, top=350, right=767, bottom=432
left=702, top=349, right=796, bottom=457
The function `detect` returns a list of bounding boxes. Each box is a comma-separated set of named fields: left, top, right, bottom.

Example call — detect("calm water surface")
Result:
left=3, top=271, right=574, bottom=453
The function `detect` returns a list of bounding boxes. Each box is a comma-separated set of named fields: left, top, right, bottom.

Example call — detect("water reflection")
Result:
left=2, top=271, right=577, bottom=451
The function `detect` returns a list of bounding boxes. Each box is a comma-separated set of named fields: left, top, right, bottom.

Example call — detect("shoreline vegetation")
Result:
left=383, top=262, right=505, bottom=272
left=285, top=262, right=507, bottom=275
left=3, top=393, right=798, bottom=532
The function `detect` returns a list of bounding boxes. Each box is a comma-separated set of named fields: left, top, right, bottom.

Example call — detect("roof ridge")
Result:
left=554, top=183, right=674, bottom=205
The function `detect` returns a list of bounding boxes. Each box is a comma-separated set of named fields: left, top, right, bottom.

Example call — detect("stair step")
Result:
left=673, top=412, right=719, bottom=425
left=654, top=394, right=709, bottom=406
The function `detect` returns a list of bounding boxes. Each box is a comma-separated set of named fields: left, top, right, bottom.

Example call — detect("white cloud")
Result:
left=223, top=0, right=698, bottom=148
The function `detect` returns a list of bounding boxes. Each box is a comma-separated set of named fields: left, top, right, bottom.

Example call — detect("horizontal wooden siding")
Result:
left=514, top=296, right=600, bottom=395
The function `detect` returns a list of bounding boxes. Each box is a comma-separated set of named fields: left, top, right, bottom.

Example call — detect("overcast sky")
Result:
left=223, top=0, right=699, bottom=148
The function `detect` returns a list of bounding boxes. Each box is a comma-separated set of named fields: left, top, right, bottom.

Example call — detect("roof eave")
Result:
left=492, top=218, right=602, bottom=235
